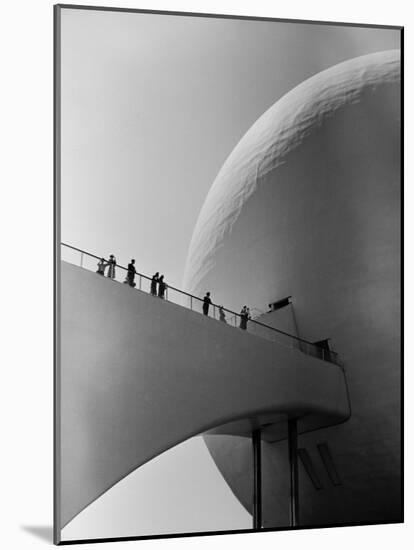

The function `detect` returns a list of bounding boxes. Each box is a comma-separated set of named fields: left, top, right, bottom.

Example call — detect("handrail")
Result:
left=61, top=242, right=339, bottom=365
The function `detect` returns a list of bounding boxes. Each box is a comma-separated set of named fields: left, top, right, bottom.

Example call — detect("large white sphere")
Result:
left=184, top=50, right=401, bottom=526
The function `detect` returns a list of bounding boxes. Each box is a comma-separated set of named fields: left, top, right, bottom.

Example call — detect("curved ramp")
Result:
left=59, top=262, right=349, bottom=527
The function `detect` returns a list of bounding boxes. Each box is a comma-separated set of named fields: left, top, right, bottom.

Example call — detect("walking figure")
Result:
left=203, top=292, right=212, bottom=316
left=240, top=305, right=250, bottom=330
left=96, top=258, right=107, bottom=276
left=219, top=306, right=226, bottom=323
left=158, top=275, right=166, bottom=299
left=151, top=272, right=159, bottom=296
left=107, top=255, right=116, bottom=279
left=126, top=259, right=136, bottom=287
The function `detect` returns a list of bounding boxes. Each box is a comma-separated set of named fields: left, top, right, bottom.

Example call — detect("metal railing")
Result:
left=61, top=243, right=340, bottom=366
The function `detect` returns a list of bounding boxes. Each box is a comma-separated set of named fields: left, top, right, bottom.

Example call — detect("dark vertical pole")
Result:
left=288, top=418, right=299, bottom=527
left=252, top=429, right=262, bottom=530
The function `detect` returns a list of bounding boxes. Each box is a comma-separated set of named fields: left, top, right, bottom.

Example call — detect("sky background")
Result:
left=60, top=7, right=400, bottom=540
left=61, top=8, right=399, bottom=290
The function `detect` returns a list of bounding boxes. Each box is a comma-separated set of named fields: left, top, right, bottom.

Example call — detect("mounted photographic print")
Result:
left=54, top=4, right=403, bottom=545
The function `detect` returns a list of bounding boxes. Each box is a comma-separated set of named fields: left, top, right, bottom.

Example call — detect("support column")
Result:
left=252, top=429, right=262, bottom=530
left=288, top=418, right=299, bottom=527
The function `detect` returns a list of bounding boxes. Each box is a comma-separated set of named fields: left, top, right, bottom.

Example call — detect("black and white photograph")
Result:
left=54, top=5, right=402, bottom=545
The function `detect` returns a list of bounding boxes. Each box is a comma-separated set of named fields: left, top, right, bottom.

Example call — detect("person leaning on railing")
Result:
left=125, top=259, right=136, bottom=287
left=151, top=272, right=159, bottom=296
left=219, top=305, right=226, bottom=323
left=239, top=306, right=250, bottom=330
left=96, top=258, right=107, bottom=276
left=158, top=275, right=167, bottom=299
left=203, top=292, right=212, bottom=316
left=107, top=255, right=116, bottom=279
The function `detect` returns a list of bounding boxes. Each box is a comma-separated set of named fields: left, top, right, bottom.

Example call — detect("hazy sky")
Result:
left=60, top=7, right=400, bottom=539
left=62, top=436, right=251, bottom=540
left=61, top=8, right=399, bottom=290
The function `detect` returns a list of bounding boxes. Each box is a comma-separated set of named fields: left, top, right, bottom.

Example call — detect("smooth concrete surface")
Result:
left=59, top=261, right=349, bottom=528
left=184, top=51, right=401, bottom=527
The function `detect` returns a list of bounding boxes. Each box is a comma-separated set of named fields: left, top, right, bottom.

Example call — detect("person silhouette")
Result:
left=203, top=292, right=212, bottom=316
left=96, top=258, right=107, bottom=276
left=219, top=305, right=226, bottom=323
left=107, top=255, right=116, bottom=279
left=158, top=275, right=166, bottom=299
left=151, top=272, right=159, bottom=296
left=240, top=305, right=249, bottom=330
left=126, top=259, right=136, bottom=287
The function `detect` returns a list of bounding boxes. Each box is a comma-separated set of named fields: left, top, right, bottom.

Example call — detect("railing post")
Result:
left=190, top=296, right=193, bottom=310
left=139, top=275, right=142, bottom=290
left=80, top=252, right=84, bottom=268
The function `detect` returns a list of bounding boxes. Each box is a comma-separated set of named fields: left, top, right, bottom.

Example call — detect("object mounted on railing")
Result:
left=269, top=296, right=292, bottom=312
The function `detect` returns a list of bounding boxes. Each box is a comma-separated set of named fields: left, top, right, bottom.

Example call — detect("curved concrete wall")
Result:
left=59, top=261, right=349, bottom=527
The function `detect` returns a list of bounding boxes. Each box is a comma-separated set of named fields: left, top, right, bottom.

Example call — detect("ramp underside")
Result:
left=59, top=262, right=349, bottom=527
